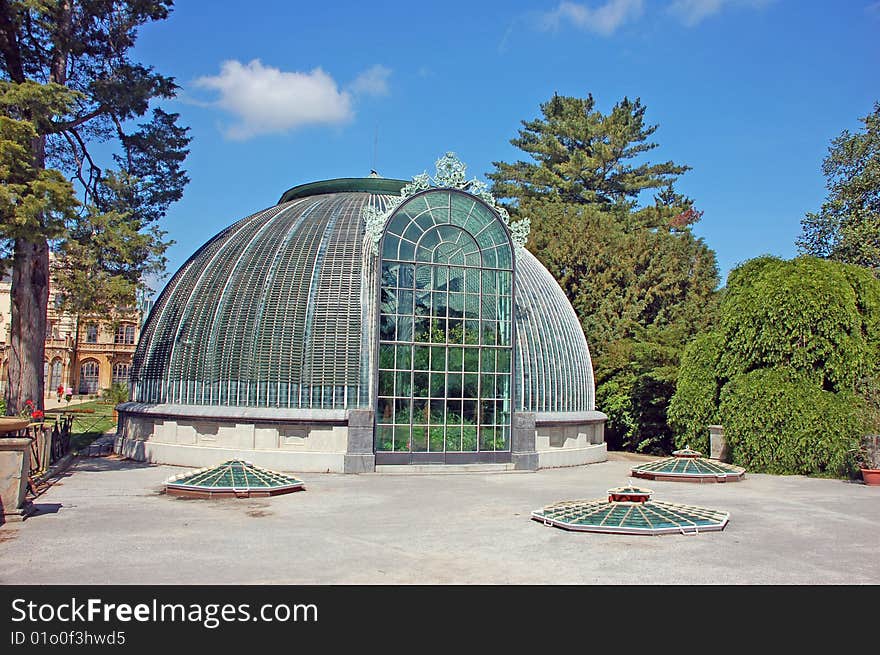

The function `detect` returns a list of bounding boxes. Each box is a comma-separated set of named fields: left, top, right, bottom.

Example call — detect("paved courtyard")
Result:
left=1, top=453, right=878, bottom=584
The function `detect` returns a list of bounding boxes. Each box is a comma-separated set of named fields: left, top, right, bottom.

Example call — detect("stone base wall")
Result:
left=535, top=412, right=608, bottom=469
left=116, top=405, right=607, bottom=473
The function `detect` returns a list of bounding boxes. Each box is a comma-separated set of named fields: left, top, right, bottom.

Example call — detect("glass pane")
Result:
left=412, top=346, right=429, bottom=370
left=381, top=262, right=398, bottom=287
left=446, top=400, right=462, bottom=424
left=397, top=315, right=413, bottom=342
left=413, top=371, right=429, bottom=397
left=429, top=399, right=445, bottom=424
left=463, top=373, right=479, bottom=398
left=447, top=373, right=463, bottom=397
left=448, top=346, right=463, bottom=371
left=396, top=371, right=411, bottom=396
left=413, top=317, right=430, bottom=341
left=377, top=398, right=393, bottom=424
left=378, top=370, right=394, bottom=396
left=464, top=320, right=480, bottom=344
left=398, top=239, right=415, bottom=262
left=430, top=372, right=445, bottom=397
left=430, top=346, right=445, bottom=371
left=429, top=426, right=445, bottom=452
left=394, top=425, right=410, bottom=451
left=411, top=425, right=428, bottom=452
left=382, top=237, right=398, bottom=260
left=445, top=426, right=462, bottom=451
left=379, top=344, right=395, bottom=369
left=462, top=424, right=478, bottom=451
left=377, top=426, right=394, bottom=451
left=463, top=349, right=480, bottom=373
left=397, top=345, right=412, bottom=369
left=395, top=398, right=411, bottom=424
left=379, top=314, right=396, bottom=341
left=480, top=426, right=496, bottom=451
left=399, top=263, right=415, bottom=287
left=398, top=290, right=414, bottom=315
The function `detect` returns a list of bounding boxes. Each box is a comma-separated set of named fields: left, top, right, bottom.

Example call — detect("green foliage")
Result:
left=488, top=93, right=690, bottom=208
left=797, top=102, right=879, bottom=275
left=667, top=332, right=723, bottom=454
left=718, top=369, right=866, bottom=476
left=718, top=257, right=879, bottom=391
left=670, top=256, right=880, bottom=475
left=490, top=92, right=719, bottom=453
left=1, top=1, right=189, bottom=413
left=102, top=382, right=129, bottom=406
left=595, top=327, right=683, bottom=453
left=0, top=0, right=190, bottom=304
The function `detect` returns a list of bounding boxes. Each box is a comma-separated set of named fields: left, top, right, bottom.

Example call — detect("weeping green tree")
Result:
left=669, top=256, right=880, bottom=475
left=489, top=93, right=718, bottom=452
left=0, top=1, right=190, bottom=414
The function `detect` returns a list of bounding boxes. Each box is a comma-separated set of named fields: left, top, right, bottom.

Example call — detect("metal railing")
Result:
left=25, top=415, right=74, bottom=477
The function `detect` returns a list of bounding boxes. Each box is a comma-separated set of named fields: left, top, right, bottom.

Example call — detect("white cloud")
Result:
left=668, top=0, right=773, bottom=27
left=350, top=64, right=391, bottom=97
left=541, top=0, right=644, bottom=35
left=195, top=59, right=354, bottom=140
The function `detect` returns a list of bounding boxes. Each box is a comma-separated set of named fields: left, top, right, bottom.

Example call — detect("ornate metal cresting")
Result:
left=363, top=153, right=531, bottom=255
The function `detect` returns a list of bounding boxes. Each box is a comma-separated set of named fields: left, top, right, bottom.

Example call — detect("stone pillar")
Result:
left=0, top=438, right=34, bottom=524
left=709, top=425, right=728, bottom=461
left=512, top=412, right=538, bottom=471
left=345, top=409, right=375, bottom=473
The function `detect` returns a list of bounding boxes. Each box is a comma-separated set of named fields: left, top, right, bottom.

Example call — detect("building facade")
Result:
left=0, top=274, right=145, bottom=400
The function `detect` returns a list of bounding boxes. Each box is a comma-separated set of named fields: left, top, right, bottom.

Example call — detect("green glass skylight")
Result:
left=532, top=486, right=729, bottom=535
left=631, top=447, right=746, bottom=482
left=165, top=460, right=305, bottom=498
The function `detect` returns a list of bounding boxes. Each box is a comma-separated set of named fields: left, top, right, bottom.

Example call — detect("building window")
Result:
left=85, top=324, right=98, bottom=343
left=375, top=189, right=514, bottom=461
left=114, top=323, right=136, bottom=345
left=112, top=363, right=130, bottom=386
left=79, top=360, right=99, bottom=394
left=45, top=320, right=54, bottom=340
left=49, top=359, right=63, bottom=392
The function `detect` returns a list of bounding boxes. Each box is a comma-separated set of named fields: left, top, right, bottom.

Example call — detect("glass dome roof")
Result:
left=532, top=486, right=730, bottom=535
left=130, top=178, right=595, bottom=415
left=164, top=460, right=305, bottom=498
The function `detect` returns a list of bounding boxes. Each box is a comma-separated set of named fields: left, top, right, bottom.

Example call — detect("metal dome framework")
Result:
left=120, top=160, right=606, bottom=473
left=130, top=180, right=596, bottom=418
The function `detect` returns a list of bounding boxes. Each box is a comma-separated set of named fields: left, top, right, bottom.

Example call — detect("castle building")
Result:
left=0, top=273, right=146, bottom=400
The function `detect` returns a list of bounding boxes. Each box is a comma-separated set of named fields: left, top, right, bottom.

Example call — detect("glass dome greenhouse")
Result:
left=117, top=155, right=607, bottom=472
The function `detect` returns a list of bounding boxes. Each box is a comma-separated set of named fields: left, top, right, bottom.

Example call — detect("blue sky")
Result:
left=132, top=0, right=879, bottom=293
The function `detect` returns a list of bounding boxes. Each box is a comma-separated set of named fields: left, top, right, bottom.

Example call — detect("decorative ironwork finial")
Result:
left=363, top=152, right=531, bottom=255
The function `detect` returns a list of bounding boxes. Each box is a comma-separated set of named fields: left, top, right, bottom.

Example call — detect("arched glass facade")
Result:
left=375, top=189, right=514, bottom=464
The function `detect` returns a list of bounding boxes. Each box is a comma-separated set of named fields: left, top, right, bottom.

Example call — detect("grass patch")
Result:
left=46, top=401, right=117, bottom=451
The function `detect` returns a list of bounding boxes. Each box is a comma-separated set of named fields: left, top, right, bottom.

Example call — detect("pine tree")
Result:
left=0, top=1, right=190, bottom=413
left=797, top=102, right=880, bottom=276
left=490, top=93, right=718, bottom=452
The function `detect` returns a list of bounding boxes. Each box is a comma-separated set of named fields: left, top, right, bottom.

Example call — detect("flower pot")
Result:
left=861, top=468, right=880, bottom=486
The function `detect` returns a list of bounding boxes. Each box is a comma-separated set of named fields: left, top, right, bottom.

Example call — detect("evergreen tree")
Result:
left=797, top=102, right=879, bottom=275
left=490, top=93, right=718, bottom=452
left=0, top=1, right=189, bottom=413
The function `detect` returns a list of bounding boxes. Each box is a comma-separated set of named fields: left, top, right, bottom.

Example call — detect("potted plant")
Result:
left=856, top=435, right=880, bottom=485
left=103, top=382, right=130, bottom=422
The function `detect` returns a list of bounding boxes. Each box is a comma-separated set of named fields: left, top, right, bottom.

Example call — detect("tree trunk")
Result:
left=6, top=238, right=50, bottom=414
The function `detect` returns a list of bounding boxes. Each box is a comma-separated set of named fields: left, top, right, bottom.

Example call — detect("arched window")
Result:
left=112, top=362, right=130, bottom=386
left=375, top=189, right=514, bottom=464
left=79, top=360, right=100, bottom=394
left=49, top=359, right=63, bottom=392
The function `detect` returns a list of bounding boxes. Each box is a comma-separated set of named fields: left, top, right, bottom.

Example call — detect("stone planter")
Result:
left=709, top=425, right=728, bottom=461
left=0, top=438, right=33, bottom=524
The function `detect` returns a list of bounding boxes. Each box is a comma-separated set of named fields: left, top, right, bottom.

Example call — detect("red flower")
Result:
left=31, top=410, right=44, bottom=421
